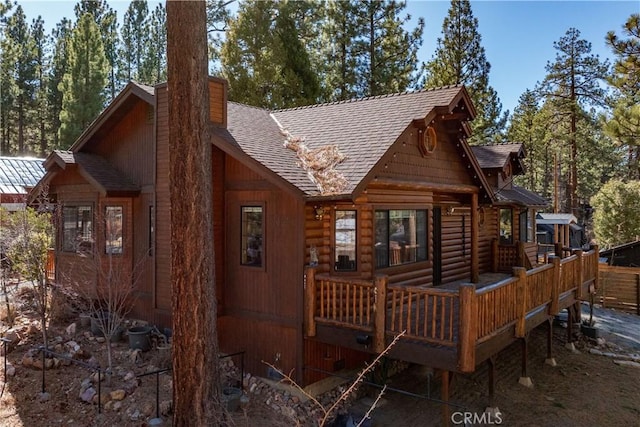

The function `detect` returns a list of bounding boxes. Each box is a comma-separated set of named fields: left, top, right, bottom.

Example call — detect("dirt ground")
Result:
left=1, top=282, right=639, bottom=426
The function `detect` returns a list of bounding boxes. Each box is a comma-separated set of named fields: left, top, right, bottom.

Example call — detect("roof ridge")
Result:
left=272, top=84, right=464, bottom=113
left=228, top=101, right=270, bottom=113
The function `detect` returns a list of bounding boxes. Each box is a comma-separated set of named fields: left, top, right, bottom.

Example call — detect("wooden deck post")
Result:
left=554, top=242, right=563, bottom=258
left=373, top=275, right=388, bottom=353
left=592, top=245, right=599, bottom=291
left=575, top=249, right=584, bottom=300
left=305, top=267, right=317, bottom=337
left=517, top=241, right=524, bottom=267
left=514, top=267, right=527, bottom=338
left=491, top=238, right=499, bottom=273
left=544, top=318, right=557, bottom=367
left=549, top=256, right=560, bottom=315
left=518, top=335, right=533, bottom=387
left=458, top=284, right=477, bottom=372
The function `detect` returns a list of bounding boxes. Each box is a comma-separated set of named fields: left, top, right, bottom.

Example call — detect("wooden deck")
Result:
left=305, top=248, right=599, bottom=373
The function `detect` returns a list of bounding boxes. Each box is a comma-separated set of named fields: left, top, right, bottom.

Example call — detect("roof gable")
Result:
left=69, top=81, right=154, bottom=152
left=222, top=86, right=487, bottom=199
left=472, top=143, right=525, bottom=174
left=44, top=150, right=139, bottom=197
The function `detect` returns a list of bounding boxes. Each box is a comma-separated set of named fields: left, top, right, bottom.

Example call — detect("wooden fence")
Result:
left=597, top=264, right=640, bottom=315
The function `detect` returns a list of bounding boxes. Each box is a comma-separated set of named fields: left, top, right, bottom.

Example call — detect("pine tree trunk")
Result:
left=167, top=1, right=222, bottom=425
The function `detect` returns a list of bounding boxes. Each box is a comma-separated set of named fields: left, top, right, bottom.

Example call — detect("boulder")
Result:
left=110, top=389, right=126, bottom=401
left=80, top=387, right=96, bottom=403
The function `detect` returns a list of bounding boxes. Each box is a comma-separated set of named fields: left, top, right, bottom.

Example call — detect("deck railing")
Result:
left=304, top=247, right=599, bottom=373
left=475, top=277, right=519, bottom=342
left=386, top=285, right=458, bottom=346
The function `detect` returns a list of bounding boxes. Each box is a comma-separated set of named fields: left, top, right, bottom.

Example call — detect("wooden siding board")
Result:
left=90, top=100, right=155, bottom=188
left=208, top=80, right=226, bottom=126
left=376, top=126, right=474, bottom=187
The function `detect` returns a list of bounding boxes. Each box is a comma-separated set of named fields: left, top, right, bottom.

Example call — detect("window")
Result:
left=105, top=206, right=123, bottom=254
left=519, top=209, right=532, bottom=243
left=335, top=210, right=356, bottom=271
left=241, top=206, right=263, bottom=267
left=62, top=205, right=93, bottom=252
left=375, top=209, right=427, bottom=268
left=499, top=208, right=513, bottom=244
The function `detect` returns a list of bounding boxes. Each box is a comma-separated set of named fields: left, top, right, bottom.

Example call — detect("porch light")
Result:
left=314, top=206, right=327, bottom=221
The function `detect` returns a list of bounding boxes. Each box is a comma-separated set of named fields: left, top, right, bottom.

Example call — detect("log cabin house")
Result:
left=34, top=78, right=598, bottom=417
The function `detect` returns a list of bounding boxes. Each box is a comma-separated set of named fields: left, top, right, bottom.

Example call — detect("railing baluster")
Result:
left=431, top=295, right=437, bottom=339
left=423, top=294, right=428, bottom=338
left=406, top=291, right=413, bottom=335
left=440, top=296, right=445, bottom=340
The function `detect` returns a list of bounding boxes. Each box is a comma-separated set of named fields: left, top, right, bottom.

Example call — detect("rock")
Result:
left=21, top=352, right=35, bottom=368
left=91, top=371, right=105, bottom=383
left=110, top=389, right=126, bottom=401
left=104, top=400, right=114, bottom=411
left=6, top=365, right=15, bottom=377
left=37, top=392, right=51, bottom=402
left=66, top=323, right=77, bottom=336
left=26, top=323, right=39, bottom=336
left=113, top=401, right=123, bottom=411
left=86, top=357, right=99, bottom=369
left=65, top=341, right=80, bottom=352
left=95, top=337, right=106, bottom=344
left=80, top=387, right=96, bottom=403
left=160, top=400, right=172, bottom=416
left=2, top=328, right=21, bottom=347
left=613, top=360, right=640, bottom=368
left=44, top=358, right=54, bottom=370
left=596, top=337, right=606, bottom=346
left=124, top=371, right=136, bottom=381
left=128, top=408, right=141, bottom=421
left=141, top=401, right=154, bottom=417
left=93, top=392, right=111, bottom=405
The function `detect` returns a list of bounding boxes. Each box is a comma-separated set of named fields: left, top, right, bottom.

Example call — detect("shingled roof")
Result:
left=472, top=143, right=525, bottom=173
left=47, top=150, right=139, bottom=196
left=495, top=185, right=548, bottom=208
left=0, top=157, right=45, bottom=195
left=216, top=86, right=475, bottom=197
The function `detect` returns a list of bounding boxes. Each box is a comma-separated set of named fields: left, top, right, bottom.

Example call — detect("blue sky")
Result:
left=17, top=0, right=640, bottom=114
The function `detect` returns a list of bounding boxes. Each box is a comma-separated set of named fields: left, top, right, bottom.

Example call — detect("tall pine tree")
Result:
left=74, top=0, right=119, bottom=101
left=354, top=0, right=424, bottom=97
left=221, top=0, right=320, bottom=109
left=48, top=18, right=72, bottom=151
left=538, top=28, right=609, bottom=216
left=6, top=6, right=37, bottom=154
left=321, top=0, right=360, bottom=101
left=140, top=2, right=167, bottom=84
left=31, top=15, right=49, bottom=156
left=58, top=13, right=108, bottom=147
left=507, top=90, right=543, bottom=192
left=605, top=14, right=640, bottom=179
left=119, top=0, right=149, bottom=83
left=422, top=0, right=506, bottom=144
